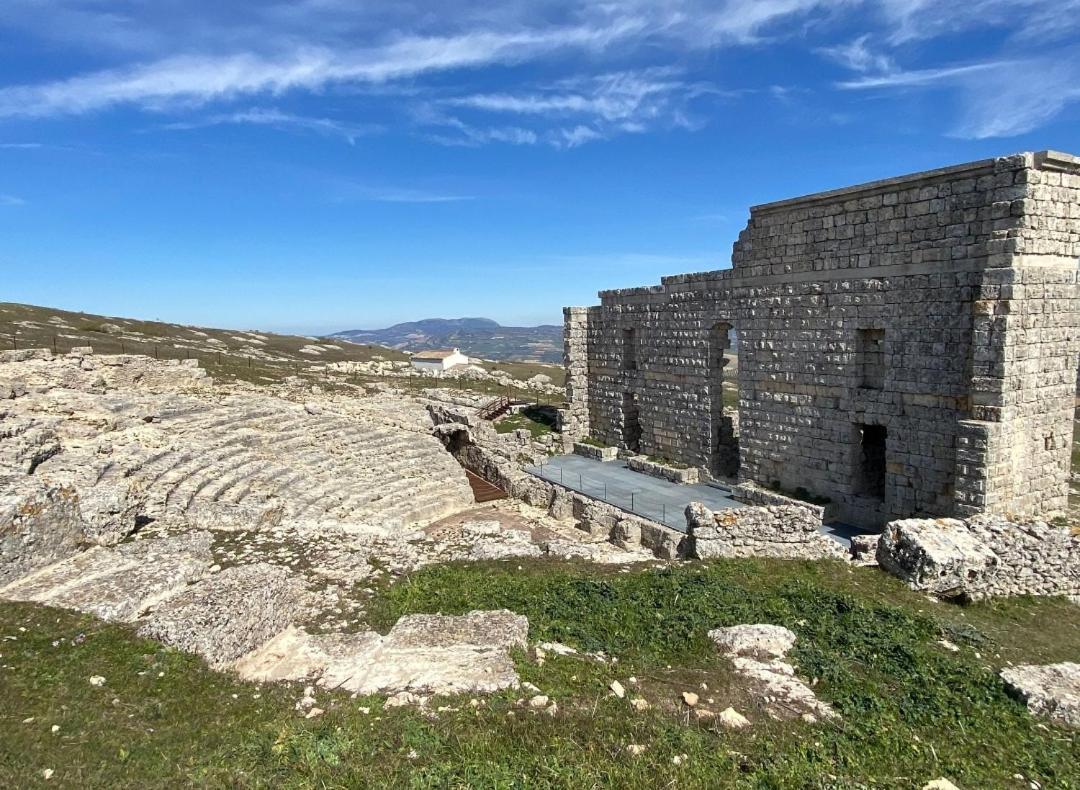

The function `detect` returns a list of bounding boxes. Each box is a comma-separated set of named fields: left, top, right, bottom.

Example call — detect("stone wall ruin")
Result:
left=564, top=151, right=1080, bottom=528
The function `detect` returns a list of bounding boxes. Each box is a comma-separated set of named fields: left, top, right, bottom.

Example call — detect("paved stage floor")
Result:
left=524, top=454, right=743, bottom=533
left=524, top=453, right=860, bottom=546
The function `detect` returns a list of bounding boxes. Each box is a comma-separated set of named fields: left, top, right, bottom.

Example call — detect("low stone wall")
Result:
left=626, top=455, right=699, bottom=484
left=877, top=516, right=1080, bottom=599
left=731, top=482, right=837, bottom=522
left=572, top=442, right=618, bottom=462
left=685, top=502, right=848, bottom=561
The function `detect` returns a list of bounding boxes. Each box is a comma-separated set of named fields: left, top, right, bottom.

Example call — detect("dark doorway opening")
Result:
left=622, top=392, right=642, bottom=453
left=854, top=423, right=887, bottom=499
left=708, top=321, right=738, bottom=477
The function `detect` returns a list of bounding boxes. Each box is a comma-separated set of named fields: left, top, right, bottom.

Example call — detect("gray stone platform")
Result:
left=525, top=454, right=743, bottom=532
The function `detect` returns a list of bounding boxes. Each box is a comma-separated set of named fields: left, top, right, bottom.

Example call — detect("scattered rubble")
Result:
left=708, top=624, right=836, bottom=722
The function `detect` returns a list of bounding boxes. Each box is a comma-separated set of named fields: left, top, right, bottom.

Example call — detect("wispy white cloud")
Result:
left=836, top=49, right=1080, bottom=138
left=162, top=107, right=381, bottom=144
left=0, top=23, right=640, bottom=119
left=817, top=34, right=893, bottom=73
left=0, top=142, right=44, bottom=149
left=837, top=60, right=1009, bottom=89
left=0, top=194, right=26, bottom=206
left=874, top=0, right=1080, bottom=44
left=436, top=68, right=721, bottom=147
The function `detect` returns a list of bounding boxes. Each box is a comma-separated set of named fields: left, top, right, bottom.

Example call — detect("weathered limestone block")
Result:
left=709, top=624, right=837, bottom=721
left=76, top=479, right=148, bottom=546
left=0, top=532, right=213, bottom=621
left=234, top=610, right=529, bottom=697
left=686, top=502, right=847, bottom=560
left=877, top=518, right=999, bottom=596
left=0, top=379, right=27, bottom=399
left=138, top=563, right=311, bottom=668
left=708, top=624, right=796, bottom=659
left=1000, top=662, right=1080, bottom=728
left=626, top=455, right=699, bottom=484
left=0, top=474, right=85, bottom=587
left=0, top=418, right=61, bottom=474
left=877, top=515, right=1078, bottom=599
left=849, top=533, right=881, bottom=564
left=572, top=442, right=618, bottom=461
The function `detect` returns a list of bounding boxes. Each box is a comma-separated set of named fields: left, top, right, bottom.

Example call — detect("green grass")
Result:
left=3, top=559, right=1078, bottom=788
left=494, top=406, right=558, bottom=438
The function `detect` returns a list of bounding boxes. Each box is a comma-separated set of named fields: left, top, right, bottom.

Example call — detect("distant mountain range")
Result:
left=329, top=318, right=563, bottom=364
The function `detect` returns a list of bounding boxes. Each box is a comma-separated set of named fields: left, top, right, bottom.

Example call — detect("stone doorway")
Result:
left=854, top=423, right=887, bottom=500
left=709, top=321, right=738, bottom=477
left=621, top=392, right=642, bottom=453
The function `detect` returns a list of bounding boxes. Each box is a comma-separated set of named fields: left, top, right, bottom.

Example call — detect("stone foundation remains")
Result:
left=565, top=151, right=1080, bottom=529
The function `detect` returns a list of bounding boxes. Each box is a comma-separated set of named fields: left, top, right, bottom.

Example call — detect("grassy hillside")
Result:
left=0, top=302, right=407, bottom=385
left=0, top=303, right=564, bottom=395
left=2, top=558, right=1077, bottom=787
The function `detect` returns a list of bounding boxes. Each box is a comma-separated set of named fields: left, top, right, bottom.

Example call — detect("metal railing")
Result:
left=527, top=461, right=687, bottom=532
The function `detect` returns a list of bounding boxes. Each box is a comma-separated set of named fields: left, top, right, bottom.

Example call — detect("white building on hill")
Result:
left=410, top=348, right=470, bottom=374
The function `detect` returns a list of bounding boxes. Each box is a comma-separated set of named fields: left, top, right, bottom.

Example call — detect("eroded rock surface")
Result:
left=0, top=474, right=85, bottom=587
left=709, top=624, right=837, bottom=722
left=0, top=350, right=650, bottom=698
left=878, top=516, right=1079, bottom=599
left=1000, top=662, right=1080, bottom=728
left=234, top=609, right=529, bottom=697
left=0, top=532, right=213, bottom=622
left=138, top=563, right=312, bottom=668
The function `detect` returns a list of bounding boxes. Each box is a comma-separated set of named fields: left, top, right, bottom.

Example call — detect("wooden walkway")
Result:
left=466, top=470, right=508, bottom=503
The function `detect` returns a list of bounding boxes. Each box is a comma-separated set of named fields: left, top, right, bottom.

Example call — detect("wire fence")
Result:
left=527, top=461, right=689, bottom=531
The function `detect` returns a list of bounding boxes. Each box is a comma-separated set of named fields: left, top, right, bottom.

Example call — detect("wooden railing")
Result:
left=477, top=395, right=511, bottom=421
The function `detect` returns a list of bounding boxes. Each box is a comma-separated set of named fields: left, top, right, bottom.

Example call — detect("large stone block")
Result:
left=0, top=474, right=84, bottom=587
left=876, top=518, right=998, bottom=597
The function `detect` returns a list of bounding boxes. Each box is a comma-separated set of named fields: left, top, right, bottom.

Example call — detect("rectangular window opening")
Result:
left=857, top=328, right=885, bottom=390
left=622, top=328, right=637, bottom=371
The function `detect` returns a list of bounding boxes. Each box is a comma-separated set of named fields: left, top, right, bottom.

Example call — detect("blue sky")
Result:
left=2, top=1, right=1079, bottom=334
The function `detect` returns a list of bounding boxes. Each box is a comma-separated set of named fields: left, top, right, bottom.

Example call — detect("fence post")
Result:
left=630, top=492, right=635, bottom=512
left=662, top=503, right=666, bottom=524
left=578, top=472, right=582, bottom=490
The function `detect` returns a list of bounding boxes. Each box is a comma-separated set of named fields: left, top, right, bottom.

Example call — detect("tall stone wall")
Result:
left=565, top=151, right=1080, bottom=527
left=560, top=306, right=593, bottom=449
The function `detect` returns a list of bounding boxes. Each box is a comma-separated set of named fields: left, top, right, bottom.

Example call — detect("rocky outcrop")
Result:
left=686, top=502, right=847, bottom=561
left=0, top=351, right=475, bottom=543
left=137, top=563, right=312, bottom=668
left=877, top=516, right=1079, bottom=599
left=708, top=624, right=837, bottom=722
left=0, top=531, right=213, bottom=621
left=0, top=475, right=85, bottom=587
left=234, top=609, right=529, bottom=697
left=1000, top=662, right=1080, bottom=728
